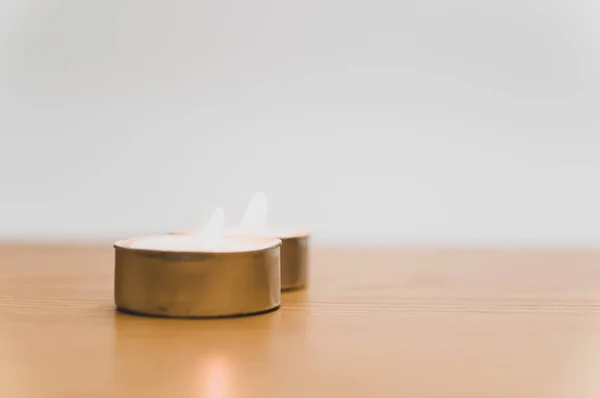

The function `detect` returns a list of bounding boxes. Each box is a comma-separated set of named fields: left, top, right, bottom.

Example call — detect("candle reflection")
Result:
left=579, top=339, right=600, bottom=398
left=196, top=357, right=230, bottom=398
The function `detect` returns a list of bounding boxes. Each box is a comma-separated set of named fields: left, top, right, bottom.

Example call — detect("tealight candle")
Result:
left=172, top=193, right=310, bottom=291
left=228, top=228, right=309, bottom=291
left=114, top=209, right=282, bottom=318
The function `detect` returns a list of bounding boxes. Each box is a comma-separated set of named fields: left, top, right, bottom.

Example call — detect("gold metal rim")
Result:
left=114, top=241, right=281, bottom=318
left=116, top=304, right=281, bottom=319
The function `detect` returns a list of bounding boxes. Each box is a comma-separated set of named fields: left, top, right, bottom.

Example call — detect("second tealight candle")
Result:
left=173, top=192, right=310, bottom=291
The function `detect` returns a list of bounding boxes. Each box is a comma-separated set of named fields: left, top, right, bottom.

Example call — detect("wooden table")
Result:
left=1, top=245, right=600, bottom=397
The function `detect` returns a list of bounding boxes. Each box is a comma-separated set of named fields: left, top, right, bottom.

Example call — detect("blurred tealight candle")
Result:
left=114, top=208, right=282, bottom=318
left=234, top=192, right=310, bottom=291
left=172, top=192, right=310, bottom=291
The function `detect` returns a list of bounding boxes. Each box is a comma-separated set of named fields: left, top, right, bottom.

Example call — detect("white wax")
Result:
left=228, top=228, right=309, bottom=239
left=124, top=235, right=278, bottom=253
left=173, top=228, right=308, bottom=239
left=169, top=228, right=309, bottom=240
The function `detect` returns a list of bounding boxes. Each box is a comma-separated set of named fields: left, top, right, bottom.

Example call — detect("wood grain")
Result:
left=1, top=245, right=600, bottom=397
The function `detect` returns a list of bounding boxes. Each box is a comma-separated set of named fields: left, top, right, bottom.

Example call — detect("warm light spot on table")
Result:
left=196, top=357, right=230, bottom=398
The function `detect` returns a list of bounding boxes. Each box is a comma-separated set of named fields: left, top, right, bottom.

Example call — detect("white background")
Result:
left=1, top=0, right=600, bottom=245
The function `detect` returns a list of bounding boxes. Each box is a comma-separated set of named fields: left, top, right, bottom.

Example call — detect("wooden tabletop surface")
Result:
left=1, top=245, right=600, bottom=397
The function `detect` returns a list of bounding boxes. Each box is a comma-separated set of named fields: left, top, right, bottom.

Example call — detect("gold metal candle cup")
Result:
left=277, top=233, right=309, bottom=291
left=114, top=236, right=282, bottom=318
left=170, top=230, right=309, bottom=292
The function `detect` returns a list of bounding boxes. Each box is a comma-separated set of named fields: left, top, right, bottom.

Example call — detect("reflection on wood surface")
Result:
left=0, top=245, right=599, bottom=397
